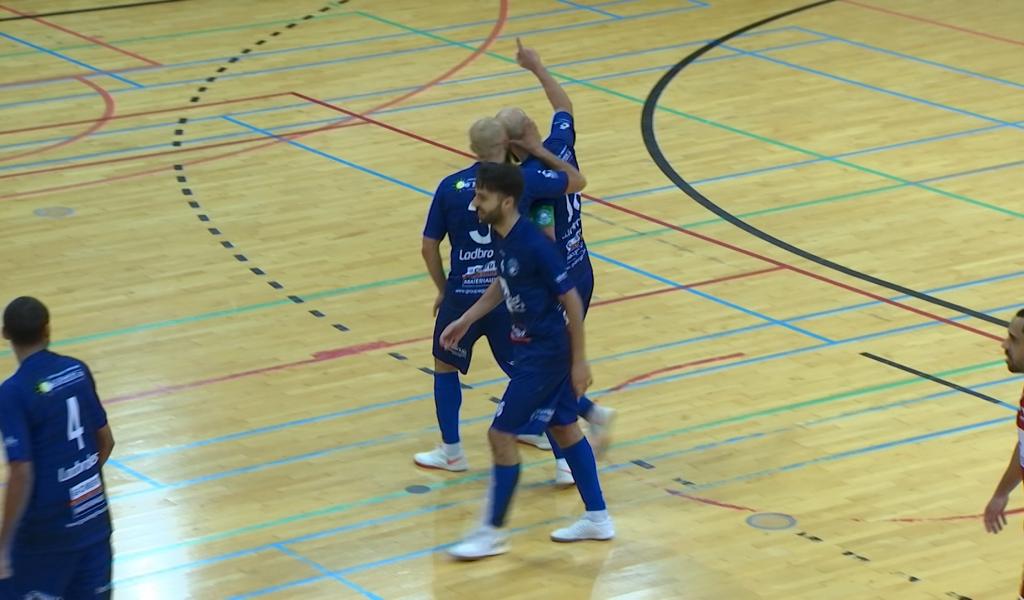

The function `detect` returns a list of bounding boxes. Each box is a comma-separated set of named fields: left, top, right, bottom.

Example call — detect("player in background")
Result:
left=0, top=296, right=115, bottom=599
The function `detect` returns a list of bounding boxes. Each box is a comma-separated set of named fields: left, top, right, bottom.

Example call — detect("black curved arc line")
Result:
left=639, top=0, right=1008, bottom=328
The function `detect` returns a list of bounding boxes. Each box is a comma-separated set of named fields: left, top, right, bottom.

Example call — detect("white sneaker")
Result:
left=448, top=525, right=509, bottom=560
left=414, top=446, right=468, bottom=472
left=551, top=515, right=615, bottom=542
left=517, top=434, right=551, bottom=450
left=585, top=405, right=617, bottom=459
left=555, top=458, right=575, bottom=486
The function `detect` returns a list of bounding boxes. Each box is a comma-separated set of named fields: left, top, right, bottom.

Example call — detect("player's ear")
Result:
left=42, top=323, right=50, bottom=342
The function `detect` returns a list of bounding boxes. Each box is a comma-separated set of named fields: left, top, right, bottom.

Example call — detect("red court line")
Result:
left=290, top=96, right=1003, bottom=342
left=0, top=76, right=114, bottom=164
left=591, top=267, right=783, bottom=308
left=841, top=0, right=1024, bottom=47
left=668, top=487, right=1024, bottom=524
left=0, top=92, right=290, bottom=136
left=0, top=3, right=163, bottom=65
left=101, top=266, right=758, bottom=405
left=609, top=353, right=746, bottom=393
left=0, top=0, right=510, bottom=200
left=666, top=489, right=757, bottom=512
left=105, top=336, right=432, bottom=404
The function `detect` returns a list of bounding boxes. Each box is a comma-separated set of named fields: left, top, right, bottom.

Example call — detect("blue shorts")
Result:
left=1, top=538, right=111, bottom=600
left=491, top=368, right=578, bottom=434
left=433, top=294, right=513, bottom=376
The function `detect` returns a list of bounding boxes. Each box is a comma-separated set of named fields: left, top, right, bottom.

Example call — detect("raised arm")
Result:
left=516, top=38, right=572, bottom=114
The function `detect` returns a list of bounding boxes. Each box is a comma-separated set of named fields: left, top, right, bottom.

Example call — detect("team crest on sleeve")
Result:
left=503, top=257, right=520, bottom=277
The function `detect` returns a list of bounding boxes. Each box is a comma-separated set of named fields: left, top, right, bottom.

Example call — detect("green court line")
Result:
left=357, top=11, right=1024, bottom=220
left=0, top=10, right=1010, bottom=359
left=589, top=182, right=906, bottom=247
left=0, top=272, right=428, bottom=358
left=0, top=6, right=354, bottom=61
left=116, top=356, right=1005, bottom=561
left=0, top=178, right=980, bottom=359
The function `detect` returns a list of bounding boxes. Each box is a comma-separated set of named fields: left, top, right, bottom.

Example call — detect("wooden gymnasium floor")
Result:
left=1, top=0, right=1023, bottom=598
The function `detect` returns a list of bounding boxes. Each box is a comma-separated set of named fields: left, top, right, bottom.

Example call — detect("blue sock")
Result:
left=561, top=438, right=606, bottom=511
left=487, top=463, right=520, bottom=527
left=546, top=431, right=564, bottom=459
left=434, top=371, right=462, bottom=444
left=579, top=395, right=595, bottom=420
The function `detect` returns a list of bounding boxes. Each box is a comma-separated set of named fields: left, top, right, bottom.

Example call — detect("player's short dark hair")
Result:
left=3, top=297, right=49, bottom=346
left=477, top=161, right=523, bottom=201
left=1017, top=308, right=1024, bottom=319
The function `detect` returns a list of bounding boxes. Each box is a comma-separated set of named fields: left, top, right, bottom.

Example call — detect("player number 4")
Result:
left=67, top=396, right=85, bottom=450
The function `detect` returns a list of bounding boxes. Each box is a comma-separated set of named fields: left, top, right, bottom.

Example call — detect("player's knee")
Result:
left=548, top=422, right=583, bottom=448
left=434, top=357, right=459, bottom=373
left=487, top=427, right=518, bottom=464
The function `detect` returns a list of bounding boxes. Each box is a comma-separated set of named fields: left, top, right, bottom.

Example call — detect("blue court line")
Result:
left=105, top=458, right=164, bottom=488
left=110, top=433, right=406, bottom=501
left=0, top=119, right=1008, bottom=369
left=722, top=43, right=1024, bottom=131
left=620, top=375, right=1020, bottom=467
left=589, top=251, right=833, bottom=343
left=0, top=32, right=143, bottom=89
left=0, top=29, right=810, bottom=158
left=0, top=0, right=645, bottom=91
left=7, top=57, right=842, bottom=176
left=689, top=415, right=1013, bottom=492
left=793, top=26, right=1024, bottom=90
left=112, top=269, right=1022, bottom=466
left=113, top=365, right=1017, bottom=589
left=557, top=0, right=623, bottom=19
left=227, top=114, right=834, bottom=341
left=786, top=270, right=1024, bottom=322
left=107, top=298, right=1019, bottom=508
left=0, top=1, right=710, bottom=109
left=600, top=121, right=1023, bottom=202
left=222, top=116, right=432, bottom=195
left=597, top=300, right=1019, bottom=396
left=0, top=36, right=819, bottom=172
left=224, top=384, right=1017, bottom=597
left=273, top=545, right=383, bottom=600
left=113, top=503, right=459, bottom=587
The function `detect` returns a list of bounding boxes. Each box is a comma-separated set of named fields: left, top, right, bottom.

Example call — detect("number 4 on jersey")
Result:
left=67, top=396, right=85, bottom=450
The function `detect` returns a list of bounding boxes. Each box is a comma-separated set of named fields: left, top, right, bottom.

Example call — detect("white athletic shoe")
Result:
left=517, top=434, right=551, bottom=450
left=585, top=405, right=617, bottom=459
left=555, top=458, right=575, bottom=486
left=414, top=446, right=468, bottom=472
left=551, top=515, right=615, bottom=542
left=448, top=525, right=509, bottom=560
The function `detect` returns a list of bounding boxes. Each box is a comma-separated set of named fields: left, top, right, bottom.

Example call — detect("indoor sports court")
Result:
left=1, top=0, right=1022, bottom=597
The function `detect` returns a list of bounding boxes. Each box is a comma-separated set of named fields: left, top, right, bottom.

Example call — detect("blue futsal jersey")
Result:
left=425, top=162, right=571, bottom=302
left=0, top=350, right=112, bottom=554
left=519, top=111, right=592, bottom=277
left=495, top=218, right=576, bottom=372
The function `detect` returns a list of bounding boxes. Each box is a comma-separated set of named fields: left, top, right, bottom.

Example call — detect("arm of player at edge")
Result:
left=983, top=441, right=1021, bottom=534
left=422, top=237, right=447, bottom=316
left=440, top=279, right=504, bottom=350
left=559, top=288, right=592, bottom=398
left=96, top=424, right=115, bottom=468
left=0, top=460, right=33, bottom=578
left=516, top=38, right=572, bottom=115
